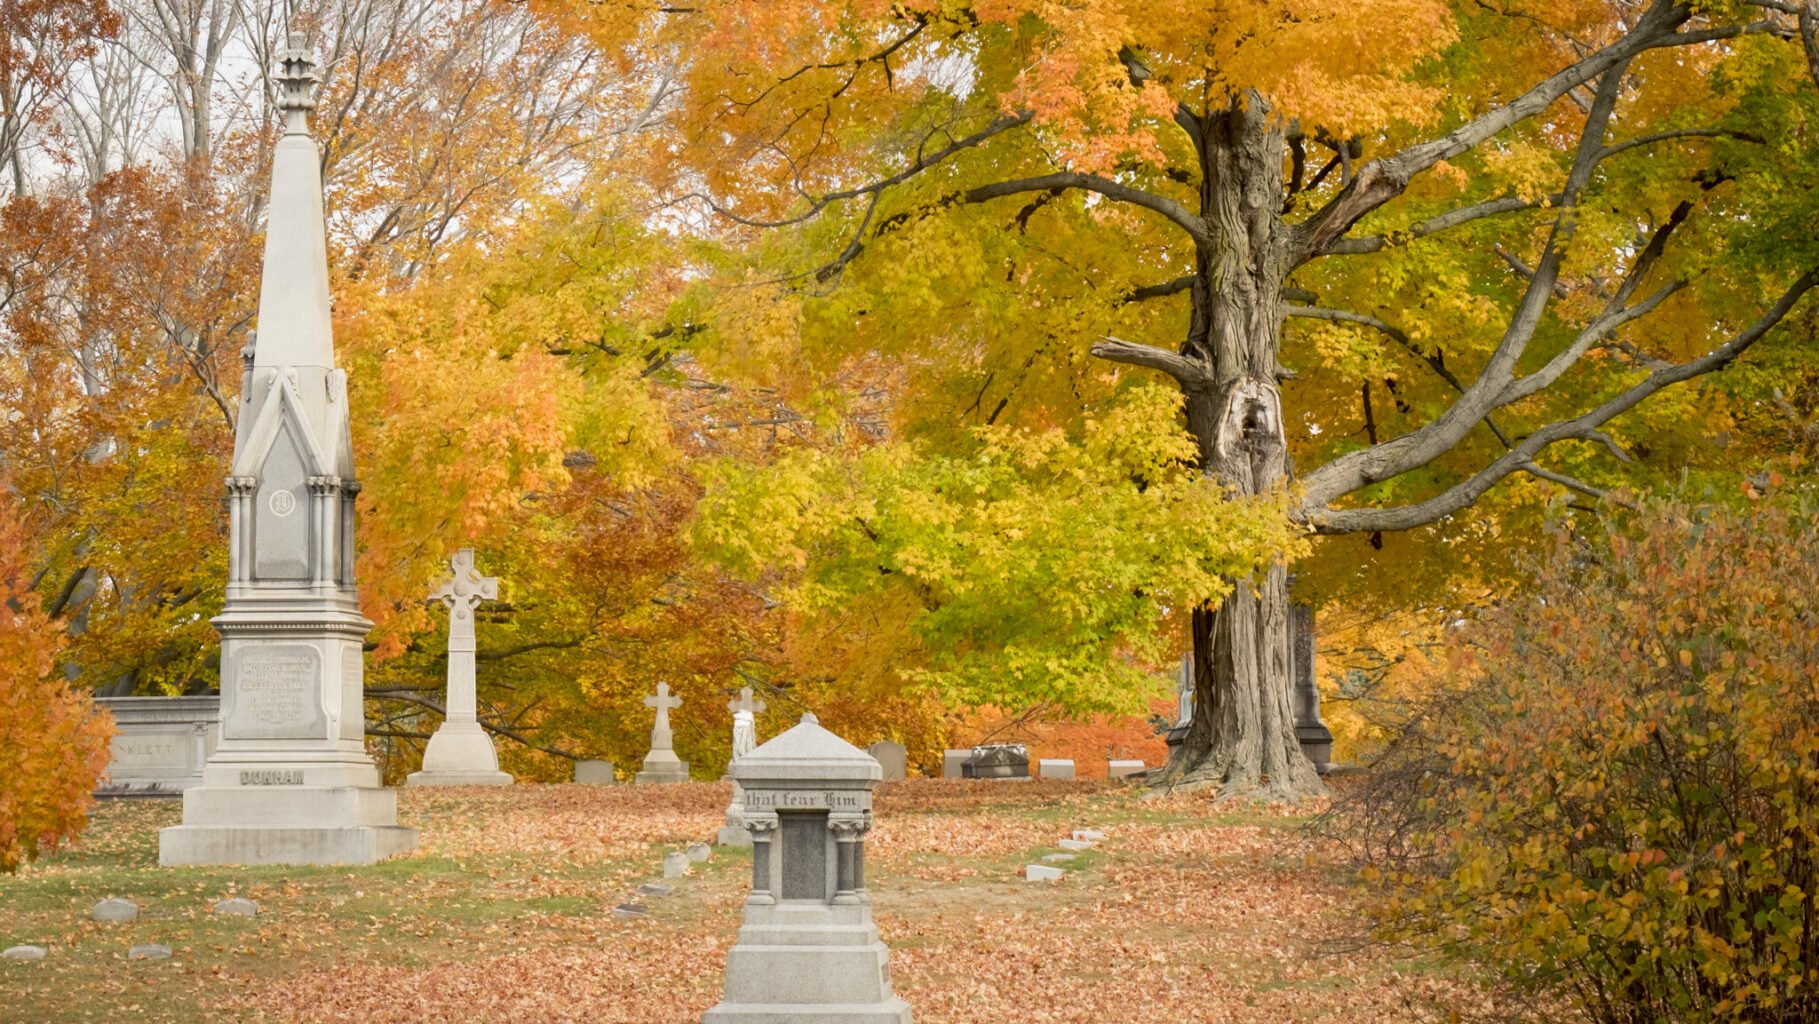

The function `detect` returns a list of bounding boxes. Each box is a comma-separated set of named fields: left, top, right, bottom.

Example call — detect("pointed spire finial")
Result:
left=275, top=32, right=317, bottom=135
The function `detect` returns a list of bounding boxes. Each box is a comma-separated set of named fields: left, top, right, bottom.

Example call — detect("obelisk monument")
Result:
left=159, top=34, right=416, bottom=865
left=407, top=549, right=512, bottom=786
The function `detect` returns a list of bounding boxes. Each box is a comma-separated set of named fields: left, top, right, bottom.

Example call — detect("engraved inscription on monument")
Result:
left=223, top=645, right=328, bottom=740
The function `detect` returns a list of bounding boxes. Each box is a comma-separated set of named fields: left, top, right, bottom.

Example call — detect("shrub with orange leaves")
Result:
left=1337, top=494, right=1819, bottom=1024
left=0, top=490, right=113, bottom=872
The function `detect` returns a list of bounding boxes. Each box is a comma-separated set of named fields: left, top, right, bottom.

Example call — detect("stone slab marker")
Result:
left=702, top=714, right=913, bottom=1023
left=407, top=549, right=511, bottom=786
left=866, top=741, right=907, bottom=781
left=158, top=35, right=415, bottom=867
left=1291, top=602, right=1336, bottom=773
left=635, top=682, right=689, bottom=784
left=718, top=686, right=766, bottom=845
left=93, top=695, right=220, bottom=797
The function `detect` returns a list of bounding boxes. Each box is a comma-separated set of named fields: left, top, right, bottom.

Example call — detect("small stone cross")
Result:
left=426, top=548, right=497, bottom=727
left=644, top=681, right=682, bottom=740
left=430, top=548, right=498, bottom=634
left=727, top=686, right=766, bottom=718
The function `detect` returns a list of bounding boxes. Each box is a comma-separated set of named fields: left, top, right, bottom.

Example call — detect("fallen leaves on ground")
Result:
left=1, top=781, right=1490, bottom=1023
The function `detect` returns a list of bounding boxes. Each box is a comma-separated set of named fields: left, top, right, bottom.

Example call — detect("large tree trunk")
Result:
left=1158, top=94, right=1324, bottom=800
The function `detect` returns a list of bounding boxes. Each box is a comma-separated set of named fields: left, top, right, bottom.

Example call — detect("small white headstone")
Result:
left=1037, top=758, right=1075, bottom=780
left=1024, top=864, right=1065, bottom=881
left=2, top=945, right=47, bottom=961
left=687, top=842, right=711, bottom=863
left=638, top=882, right=672, bottom=897
left=92, top=898, right=138, bottom=922
left=612, top=904, right=646, bottom=921
left=1073, top=829, right=1106, bottom=842
left=128, top=944, right=172, bottom=960
left=1041, top=853, right=1077, bottom=864
left=574, top=760, right=616, bottom=785
left=212, top=898, right=259, bottom=917
left=1107, top=759, right=1145, bottom=778
left=662, top=851, right=689, bottom=878
left=1057, top=838, right=1092, bottom=851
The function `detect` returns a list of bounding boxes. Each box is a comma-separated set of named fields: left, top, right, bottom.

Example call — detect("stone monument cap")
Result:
left=730, top=712, right=881, bottom=785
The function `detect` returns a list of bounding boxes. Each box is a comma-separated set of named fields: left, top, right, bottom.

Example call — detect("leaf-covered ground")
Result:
left=0, top=781, right=1481, bottom=1022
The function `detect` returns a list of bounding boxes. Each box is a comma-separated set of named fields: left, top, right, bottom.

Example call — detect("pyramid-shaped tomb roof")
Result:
left=732, top=713, right=881, bottom=785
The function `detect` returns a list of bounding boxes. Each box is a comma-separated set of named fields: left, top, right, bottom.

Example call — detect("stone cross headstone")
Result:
left=718, top=686, right=768, bottom=845
left=407, top=549, right=511, bottom=786
left=635, top=682, right=689, bottom=784
left=157, top=35, right=415, bottom=867
left=702, top=714, right=913, bottom=1023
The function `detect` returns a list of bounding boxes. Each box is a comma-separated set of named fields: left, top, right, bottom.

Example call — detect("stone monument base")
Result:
left=636, top=765, right=690, bottom=784
left=159, top=781, right=417, bottom=866
left=635, top=753, right=690, bottom=784
left=703, top=903, right=912, bottom=1023
left=407, top=721, right=512, bottom=786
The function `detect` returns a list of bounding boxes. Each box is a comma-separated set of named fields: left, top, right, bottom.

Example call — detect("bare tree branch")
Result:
left=1321, top=194, right=1558, bottom=257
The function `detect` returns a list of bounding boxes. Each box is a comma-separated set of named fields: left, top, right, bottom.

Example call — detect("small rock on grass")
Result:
left=92, top=898, right=138, bottom=922
left=212, top=898, right=259, bottom=917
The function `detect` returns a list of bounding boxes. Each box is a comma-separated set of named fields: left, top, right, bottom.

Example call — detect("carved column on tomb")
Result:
left=225, top=476, right=258, bottom=585
left=830, top=815, right=867, bottom=905
left=746, top=815, right=778, bottom=906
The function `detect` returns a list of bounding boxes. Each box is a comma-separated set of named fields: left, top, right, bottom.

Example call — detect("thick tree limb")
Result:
left=1299, top=59, right=1635, bottom=507
left=1090, top=335, right=1214, bottom=387
left=1302, top=268, right=1819, bottom=534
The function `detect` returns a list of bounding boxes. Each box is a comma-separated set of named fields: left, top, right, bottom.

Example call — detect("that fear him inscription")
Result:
left=222, top=645, right=329, bottom=740
left=743, top=790, right=865, bottom=811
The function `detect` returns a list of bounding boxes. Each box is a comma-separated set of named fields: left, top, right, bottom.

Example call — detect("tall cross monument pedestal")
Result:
left=407, top=549, right=511, bottom=786
left=158, top=35, right=415, bottom=865
left=635, top=682, right=690, bottom=784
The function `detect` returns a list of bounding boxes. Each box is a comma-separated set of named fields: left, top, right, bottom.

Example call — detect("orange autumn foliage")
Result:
left=0, top=486, right=113, bottom=872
